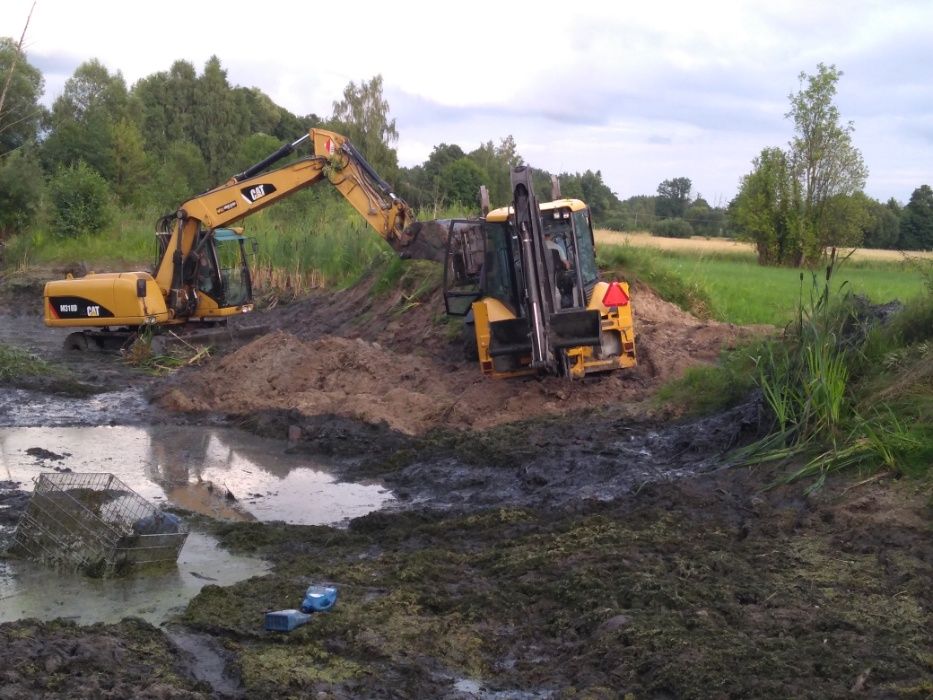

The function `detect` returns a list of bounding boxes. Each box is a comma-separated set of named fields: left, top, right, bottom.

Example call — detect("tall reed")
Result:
left=738, top=251, right=932, bottom=489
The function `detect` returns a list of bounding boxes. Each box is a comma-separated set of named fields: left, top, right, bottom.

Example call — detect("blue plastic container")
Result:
left=300, top=585, right=338, bottom=613
left=264, top=609, right=311, bottom=632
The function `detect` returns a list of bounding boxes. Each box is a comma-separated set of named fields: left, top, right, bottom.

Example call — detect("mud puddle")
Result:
left=0, top=387, right=158, bottom=427
left=0, top=421, right=390, bottom=627
left=0, top=530, right=268, bottom=625
left=0, top=425, right=394, bottom=525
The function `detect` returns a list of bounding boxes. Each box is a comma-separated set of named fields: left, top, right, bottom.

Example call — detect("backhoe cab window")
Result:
left=483, top=222, right=516, bottom=305
left=542, top=210, right=574, bottom=270
left=573, top=209, right=598, bottom=287
left=444, top=221, right=485, bottom=316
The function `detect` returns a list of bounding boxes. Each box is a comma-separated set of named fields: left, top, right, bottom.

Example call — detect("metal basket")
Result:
left=12, top=472, right=188, bottom=576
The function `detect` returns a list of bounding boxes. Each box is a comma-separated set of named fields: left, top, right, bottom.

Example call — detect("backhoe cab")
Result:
left=443, top=166, right=636, bottom=379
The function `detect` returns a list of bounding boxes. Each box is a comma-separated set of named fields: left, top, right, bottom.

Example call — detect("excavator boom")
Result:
left=44, top=128, right=446, bottom=347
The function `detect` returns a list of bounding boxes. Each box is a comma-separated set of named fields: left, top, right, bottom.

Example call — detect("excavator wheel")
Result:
left=63, top=332, right=89, bottom=352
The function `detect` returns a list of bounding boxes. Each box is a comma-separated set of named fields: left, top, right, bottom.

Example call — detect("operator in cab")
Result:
left=544, top=231, right=575, bottom=309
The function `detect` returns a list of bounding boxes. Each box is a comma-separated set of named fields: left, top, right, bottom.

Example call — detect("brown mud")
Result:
left=153, top=268, right=771, bottom=435
left=1, top=266, right=930, bottom=699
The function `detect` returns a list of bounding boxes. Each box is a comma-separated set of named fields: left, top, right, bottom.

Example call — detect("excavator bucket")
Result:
left=399, top=220, right=449, bottom=263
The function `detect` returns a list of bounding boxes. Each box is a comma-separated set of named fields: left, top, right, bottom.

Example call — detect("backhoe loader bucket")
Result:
left=488, top=309, right=601, bottom=359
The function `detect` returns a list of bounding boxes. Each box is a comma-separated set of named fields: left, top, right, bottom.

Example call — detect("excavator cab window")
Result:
left=213, top=229, right=253, bottom=307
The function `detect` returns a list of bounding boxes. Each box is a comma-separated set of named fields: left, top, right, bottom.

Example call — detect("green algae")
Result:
left=183, top=476, right=931, bottom=698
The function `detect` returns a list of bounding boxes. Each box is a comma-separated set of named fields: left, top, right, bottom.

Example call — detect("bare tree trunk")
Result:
left=0, top=1, right=37, bottom=131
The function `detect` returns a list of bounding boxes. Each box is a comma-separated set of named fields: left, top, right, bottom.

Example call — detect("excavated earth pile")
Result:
left=155, top=270, right=773, bottom=435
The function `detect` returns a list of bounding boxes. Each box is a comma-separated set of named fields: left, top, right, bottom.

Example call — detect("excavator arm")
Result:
left=155, top=128, right=442, bottom=317
left=45, top=128, right=448, bottom=336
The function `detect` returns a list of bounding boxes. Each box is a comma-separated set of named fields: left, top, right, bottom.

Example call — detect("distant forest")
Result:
left=1, top=42, right=930, bottom=252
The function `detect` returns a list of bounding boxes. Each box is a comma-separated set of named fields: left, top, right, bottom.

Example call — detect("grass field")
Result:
left=597, top=231, right=931, bottom=326
left=596, top=230, right=933, bottom=262
left=4, top=213, right=928, bottom=330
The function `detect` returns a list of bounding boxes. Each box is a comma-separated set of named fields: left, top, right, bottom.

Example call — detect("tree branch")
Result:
left=0, top=1, right=37, bottom=131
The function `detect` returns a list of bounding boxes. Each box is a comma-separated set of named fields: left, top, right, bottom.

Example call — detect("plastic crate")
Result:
left=265, top=609, right=311, bottom=632
left=12, top=472, right=188, bottom=576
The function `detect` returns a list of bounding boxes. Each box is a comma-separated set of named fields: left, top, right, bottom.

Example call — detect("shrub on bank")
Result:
left=48, top=162, right=113, bottom=239
left=738, top=262, right=933, bottom=487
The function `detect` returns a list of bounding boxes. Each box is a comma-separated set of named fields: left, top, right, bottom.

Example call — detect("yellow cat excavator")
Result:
left=442, top=167, right=637, bottom=378
left=43, top=129, right=444, bottom=350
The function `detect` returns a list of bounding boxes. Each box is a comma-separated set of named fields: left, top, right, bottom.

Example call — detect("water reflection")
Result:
left=0, top=425, right=393, bottom=525
left=0, top=531, right=269, bottom=625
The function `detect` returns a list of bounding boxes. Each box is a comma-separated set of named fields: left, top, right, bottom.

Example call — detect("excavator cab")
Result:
left=154, top=214, right=254, bottom=319
left=179, top=227, right=253, bottom=317
left=210, top=229, right=252, bottom=307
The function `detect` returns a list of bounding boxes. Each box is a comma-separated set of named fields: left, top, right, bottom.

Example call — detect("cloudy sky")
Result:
left=4, top=0, right=931, bottom=205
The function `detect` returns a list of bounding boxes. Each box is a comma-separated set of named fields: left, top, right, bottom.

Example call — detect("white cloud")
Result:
left=3, top=0, right=932, bottom=202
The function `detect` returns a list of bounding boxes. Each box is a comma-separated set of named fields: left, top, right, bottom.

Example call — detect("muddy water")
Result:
left=0, top=387, right=157, bottom=427
left=0, top=424, right=392, bottom=626
left=0, top=425, right=393, bottom=524
left=0, top=530, right=268, bottom=625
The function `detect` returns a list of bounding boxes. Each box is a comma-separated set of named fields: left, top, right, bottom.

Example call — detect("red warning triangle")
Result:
left=602, top=281, right=630, bottom=307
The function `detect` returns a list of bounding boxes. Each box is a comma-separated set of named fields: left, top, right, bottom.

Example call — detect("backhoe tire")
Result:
left=63, top=332, right=89, bottom=352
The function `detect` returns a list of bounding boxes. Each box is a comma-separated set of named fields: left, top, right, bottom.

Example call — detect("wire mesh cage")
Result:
left=12, top=472, right=188, bottom=576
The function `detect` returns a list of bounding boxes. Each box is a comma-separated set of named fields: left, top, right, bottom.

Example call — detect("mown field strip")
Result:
left=595, top=230, right=933, bottom=262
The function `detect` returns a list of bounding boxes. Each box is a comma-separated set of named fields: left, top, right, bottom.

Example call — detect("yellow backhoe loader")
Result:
left=43, top=129, right=444, bottom=351
left=442, top=167, right=636, bottom=378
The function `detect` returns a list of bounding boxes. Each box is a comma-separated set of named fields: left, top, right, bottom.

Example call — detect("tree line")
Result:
left=1, top=38, right=930, bottom=265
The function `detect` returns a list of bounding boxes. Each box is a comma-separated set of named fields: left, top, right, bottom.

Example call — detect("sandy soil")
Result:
left=154, top=272, right=773, bottom=435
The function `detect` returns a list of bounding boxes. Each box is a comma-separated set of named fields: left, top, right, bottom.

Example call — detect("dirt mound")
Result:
left=157, top=276, right=774, bottom=435
left=244, top=261, right=450, bottom=356
left=631, top=282, right=774, bottom=380
left=0, top=271, right=48, bottom=317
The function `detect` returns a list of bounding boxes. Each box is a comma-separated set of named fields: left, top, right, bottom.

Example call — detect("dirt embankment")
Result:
left=154, top=270, right=773, bottom=436
left=2, top=268, right=930, bottom=699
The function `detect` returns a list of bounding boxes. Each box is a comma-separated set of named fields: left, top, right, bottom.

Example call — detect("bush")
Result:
left=735, top=265, right=933, bottom=488
left=598, top=213, right=628, bottom=231
left=47, top=162, right=113, bottom=238
left=0, top=149, right=44, bottom=238
left=651, top=218, right=694, bottom=239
